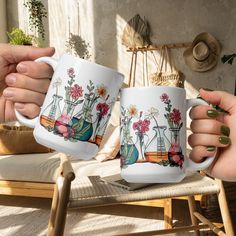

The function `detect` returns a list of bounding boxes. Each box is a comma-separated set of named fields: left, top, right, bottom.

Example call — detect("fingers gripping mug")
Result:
left=120, top=86, right=214, bottom=183
left=15, top=54, right=124, bottom=160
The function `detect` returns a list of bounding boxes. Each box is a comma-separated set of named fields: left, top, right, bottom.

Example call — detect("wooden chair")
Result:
left=0, top=152, right=60, bottom=198
left=48, top=153, right=235, bottom=236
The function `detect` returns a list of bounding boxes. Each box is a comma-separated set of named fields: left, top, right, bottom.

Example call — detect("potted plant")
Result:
left=7, top=27, right=33, bottom=45
left=24, top=0, right=47, bottom=39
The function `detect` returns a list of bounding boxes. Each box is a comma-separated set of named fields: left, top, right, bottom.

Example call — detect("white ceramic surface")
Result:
left=16, top=54, right=124, bottom=160
left=120, top=86, right=214, bottom=183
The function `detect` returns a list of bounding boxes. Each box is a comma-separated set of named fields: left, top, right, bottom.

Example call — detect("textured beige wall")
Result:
left=0, top=0, right=7, bottom=42
left=6, top=0, right=236, bottom=96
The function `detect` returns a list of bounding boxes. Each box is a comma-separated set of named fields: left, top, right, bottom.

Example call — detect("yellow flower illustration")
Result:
left=96, top=84, right=107, bottom=98
left=128, top=105, right=138, bottom=117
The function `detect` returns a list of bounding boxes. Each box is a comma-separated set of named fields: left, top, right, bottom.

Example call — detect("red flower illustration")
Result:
left=96, top=102, right=110, bottom=117
left=170, top=108, right=181, bottom=125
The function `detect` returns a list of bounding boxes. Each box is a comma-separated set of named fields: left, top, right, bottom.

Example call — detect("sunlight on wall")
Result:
left=18, top=0, right=95, bottom=58
left=18, top=0, right=29, bottom=34
left=116, top=13, right=199, bottom=100
left=47, top=0, right=95, bottom=59
left=115, top=14, right=199, bottom=131
left=116, top=14, right=158, bottom=87
left=77, top=0, right=95, bottom=61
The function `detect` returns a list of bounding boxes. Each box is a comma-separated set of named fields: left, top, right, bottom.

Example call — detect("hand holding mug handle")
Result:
left=15, top=57, right=58, bottom=128
left=185, top=98, right=215, bottom=171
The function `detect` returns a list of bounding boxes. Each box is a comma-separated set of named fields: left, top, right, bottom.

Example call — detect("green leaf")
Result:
left=221, top=54, right=236, bottom=65
left=75, top=99, right=84, bottom=105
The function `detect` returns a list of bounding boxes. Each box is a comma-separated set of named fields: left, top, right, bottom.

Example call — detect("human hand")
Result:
left=189, top=89, right=236, bottom=181
left=0, top=43, right=55, bottom=123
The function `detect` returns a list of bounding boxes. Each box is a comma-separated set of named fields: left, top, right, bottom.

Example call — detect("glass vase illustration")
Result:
left=40, top=94, right=63, bottom=132
left=134, top=132, right=148, bottom=162
left=71, top=98, right=95, bottom=142
left=120, top=140, right=139, bottom=166
left=168, top=127, right=184, bottom=167
left=145, top=125, right=169, bottom=163
left=92, top=113, right=111, bottom=146
left=54, top=99, right=77, bottom=138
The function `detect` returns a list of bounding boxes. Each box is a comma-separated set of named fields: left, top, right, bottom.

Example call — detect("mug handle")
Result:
left=185, top=98, right=215, bottom=171
left=15, top=57, right=58, bottom=128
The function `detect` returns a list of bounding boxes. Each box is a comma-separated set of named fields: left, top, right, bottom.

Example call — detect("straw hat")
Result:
left=183, top=32, right=221, bottom=72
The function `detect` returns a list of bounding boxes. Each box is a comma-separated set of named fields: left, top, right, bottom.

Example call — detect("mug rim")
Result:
left=61, top=54, right=124, bottom=79
left=121, top=86, right=185, bottom=92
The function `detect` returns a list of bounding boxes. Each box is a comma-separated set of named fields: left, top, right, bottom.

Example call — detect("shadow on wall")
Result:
left=6, top=0, right=19, bottom=32
left=89, top=0, right=236, bottom=95
left=41, top=0, right=50, bottom=47
left=92, top=1, right=118, bottom=70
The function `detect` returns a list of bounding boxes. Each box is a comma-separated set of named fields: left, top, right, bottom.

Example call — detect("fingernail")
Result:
left=219, top=136, right=230, bottom=145
left=15, top=103, right=25, bottom=109
left=221, top=125, right=230, bottom=136
left=17, top=63, right=27, bottom=73
left=6, top=75, right=16, bottom=85
left=207, top=109, right=219, bottom=118
left=207, top=146, right=216, bottom=151
left=213, top=105, right=228, bottom=113
left=3, top=89, right=14, bottom=98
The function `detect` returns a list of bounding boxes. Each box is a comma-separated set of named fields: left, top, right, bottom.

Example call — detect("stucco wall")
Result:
left=0, top=0, right=7, bottom=43
left=6, top=0, right=236, bottom=97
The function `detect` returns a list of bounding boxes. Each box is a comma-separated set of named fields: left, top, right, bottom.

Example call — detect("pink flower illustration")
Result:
left=172, top=154, right=184, bottom=167
left=58, top=125, right=68, bottom=134
left=67, top=67, right=75, bottom=78
left=70, top=84, right=83, bottom=100
left=132, top=112, right=150, bottom=160
left=160, top=93, right=169, bottom=103
left=57, top=125, right=75, bottom=138
left=57, top=114, right=71, bottom=124
left=161, top=93, right=182, bottom=129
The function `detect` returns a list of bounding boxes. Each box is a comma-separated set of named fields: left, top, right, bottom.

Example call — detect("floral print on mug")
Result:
left=40, top=67, right=114, bottom=146
left=120, top=93, right=184, bottom=168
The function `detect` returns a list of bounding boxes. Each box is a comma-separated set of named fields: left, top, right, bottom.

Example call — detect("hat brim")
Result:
left=193, top=32, right=221, bottom=55
left=183, top=32, right=221, bottom=72
left=183, top=47, right=218, bottom=72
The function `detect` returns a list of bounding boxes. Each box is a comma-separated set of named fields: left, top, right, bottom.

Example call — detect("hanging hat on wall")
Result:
left=183, top=32, right=221, bottom=72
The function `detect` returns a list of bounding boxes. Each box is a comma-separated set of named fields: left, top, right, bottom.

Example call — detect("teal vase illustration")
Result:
left=71, top=117, right=93, bottom=141
left=120, top=143, right=139, bottom=166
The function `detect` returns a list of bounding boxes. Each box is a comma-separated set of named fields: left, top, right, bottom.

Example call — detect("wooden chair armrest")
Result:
left=58, top=153, right=75, bottom=181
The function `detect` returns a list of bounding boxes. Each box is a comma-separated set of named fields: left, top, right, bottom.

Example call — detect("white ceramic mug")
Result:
left=120, top=86, right=214, bottom=183
left=16, top=54, right=124, bottom=160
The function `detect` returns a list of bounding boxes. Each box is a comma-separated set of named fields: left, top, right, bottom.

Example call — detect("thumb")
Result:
left=2, top=44, right=55, bottom=63
left=199, top=89, right=236, bottom=114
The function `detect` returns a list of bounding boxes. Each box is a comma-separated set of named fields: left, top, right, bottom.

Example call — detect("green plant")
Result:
left=66, top=33, right=91, bottom=59
left=24, top=0, right=47, bottom=40
left=7, top=28, right=33, bottom=45
left=221, top=54, right=236, bottom=65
